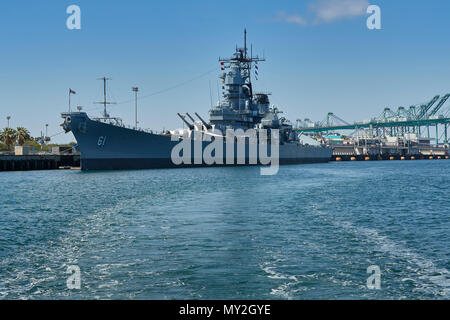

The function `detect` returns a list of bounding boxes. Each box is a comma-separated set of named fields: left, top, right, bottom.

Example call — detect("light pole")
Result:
left=132, top=87, right=139, bottom=129
left=6, top=116, right=11, bottom=128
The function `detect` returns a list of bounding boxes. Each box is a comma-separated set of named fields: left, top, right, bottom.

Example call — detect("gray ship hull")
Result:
left=62, top=112, right=332, bottom=171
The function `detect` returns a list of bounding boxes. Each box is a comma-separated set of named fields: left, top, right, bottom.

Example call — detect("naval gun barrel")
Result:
left=194, top=112, right=212, bottom=130
left=185, top=113, right=196, bottom=124
left=177, top=113, right=194, bottom=130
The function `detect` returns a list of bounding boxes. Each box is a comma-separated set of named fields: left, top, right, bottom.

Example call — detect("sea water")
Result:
left=0, top=160, right=449, bottom=299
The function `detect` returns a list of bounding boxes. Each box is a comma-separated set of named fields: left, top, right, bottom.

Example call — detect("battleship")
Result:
left=61, top=30, right=332, bottom=171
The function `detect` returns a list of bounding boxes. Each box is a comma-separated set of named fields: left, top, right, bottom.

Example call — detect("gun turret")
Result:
left=177, top=113, right=194, bottom=130
left=195, top=112, right=212, bottom=130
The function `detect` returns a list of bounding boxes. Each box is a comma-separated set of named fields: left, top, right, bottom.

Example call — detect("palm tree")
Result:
left=0, top=128, right=17, bottom=151
left=16, top=127, right=31, bottom=145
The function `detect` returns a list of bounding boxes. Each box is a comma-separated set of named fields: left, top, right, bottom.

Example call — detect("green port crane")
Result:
left=321, top=112, right=350, bottom=127
left=417, top=95, right=440, bottom=119
left=428, top=94, right=450, bottom=117
left=397, top=106, right=409, bottom=118
left=407, top=106, right=418, bottom=119
left=296, top=92, right=450, bottom=146
left=380, top=108, right=396, bottom=119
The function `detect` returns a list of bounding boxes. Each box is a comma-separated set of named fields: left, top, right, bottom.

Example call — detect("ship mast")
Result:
left=209, top=30, right=272, bottom=131
left=218, top=29, right=265, bottom=99
left=244, top=28, right=247, bottom=59
left=95, top=77, right=116, bottom=118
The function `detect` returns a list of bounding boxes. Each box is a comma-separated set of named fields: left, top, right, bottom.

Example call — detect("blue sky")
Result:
left=1, top=0, right=450, bottom=143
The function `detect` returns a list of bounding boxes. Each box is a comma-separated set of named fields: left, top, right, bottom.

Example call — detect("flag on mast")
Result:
left=68, top=89, right=76, bottom=112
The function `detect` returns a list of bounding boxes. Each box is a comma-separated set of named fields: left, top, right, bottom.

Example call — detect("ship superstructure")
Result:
left=208, top=30, right=298, bottom=145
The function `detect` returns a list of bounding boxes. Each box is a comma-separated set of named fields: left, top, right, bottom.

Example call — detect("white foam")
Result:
left=313, top=207, right=450, bottom=298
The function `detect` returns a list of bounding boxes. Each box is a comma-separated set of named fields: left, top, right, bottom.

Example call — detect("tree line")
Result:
left=0, top=127, right=73, bottom=152
left=0, top=127, right=33, bottom=150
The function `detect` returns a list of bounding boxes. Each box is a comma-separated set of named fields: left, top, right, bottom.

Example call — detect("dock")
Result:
left=0, top=154, right=80, bottom=172
left=333, top=154, right=449, bottom=161
left=327, top=134, right=449, bottom=162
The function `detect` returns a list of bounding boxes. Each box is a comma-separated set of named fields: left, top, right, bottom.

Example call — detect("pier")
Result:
left=333, top=154, right=449, bottom=162
left=328, top=136, right=448, bottom=161
left=0, top=154, right=80, bottom=172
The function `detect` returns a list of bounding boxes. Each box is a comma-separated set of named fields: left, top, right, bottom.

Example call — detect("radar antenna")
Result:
left=218, top=29, right=265, bottom=98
